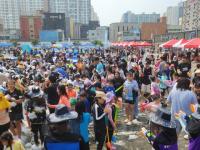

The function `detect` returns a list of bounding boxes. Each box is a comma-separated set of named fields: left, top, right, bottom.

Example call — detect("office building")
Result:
left=109, top=22, right=139, bottom=42
left=141, top=17, right=167, bottom=41
left=80, top=21, right=100, bottom=39
left=121, top=12, right=160, bottom=25
left=49, top=0, right=91, bottom=24
left=0, top=0, right=47, bottom=31
left=166, top=6, right=179, bottom=25
left=42, top=13, right=66, bottom=37
left=91, top=6, right=99, bottom=21
left=88, top=26, right=109, bottom=46
left=20, top=16, right=42, bottom=41
left=182, top=0, right=200, bottom=31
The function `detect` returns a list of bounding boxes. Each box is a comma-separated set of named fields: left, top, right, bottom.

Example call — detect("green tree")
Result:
left=31, top=39, right=39, bottom=46
left=10, top=39, right=19, bottom=47
left=92, top=40, right=103, bottom=47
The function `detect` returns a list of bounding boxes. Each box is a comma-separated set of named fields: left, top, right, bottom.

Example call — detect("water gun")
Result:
left=141, top=127, right=155, bottom=145
left=174, top=111, right=190, bottom=134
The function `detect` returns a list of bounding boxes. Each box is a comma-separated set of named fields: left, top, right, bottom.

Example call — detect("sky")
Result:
left=91, top=0, right=182, bottom=26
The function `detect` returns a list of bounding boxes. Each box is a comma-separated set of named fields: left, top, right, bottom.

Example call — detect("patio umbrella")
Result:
left=159, top=39, right=178, bottom=48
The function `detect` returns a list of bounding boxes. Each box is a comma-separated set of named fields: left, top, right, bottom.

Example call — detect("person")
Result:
left=5, top=79, right=23, bottom=138
left=178, top=56, right=191, bottom=78
left=141, top=106, right=178, bottom=150
left=45, top=104, right=83, bottom=150
left=158, top=72, right=168, bottom=97
left=186, top=105, right=200, bottom=150
left=167, top=78, right=198, bottom=134
left=141, top=63, right=152, bottom=97
left=0, top=93, right=11, bottom=150
left=113, top=72, right=124, bottom=98
left=95, top=57, right=105, bottom=76
left=44, top=72, right=59, bottom=113
left=79, top=91, right=90, bottom=113
left=75, top=101, right=91, bottom=150
left=150, top=76, right=161, bottom=96
left=0, top=131, right=25, bottom=150
left=123, top=72, right=139, bottom=125
left=25, top=86, right=46, bottom=147
left=48, top=84, right=71, bottom=109
left=92, top=91, right=110, bottom=150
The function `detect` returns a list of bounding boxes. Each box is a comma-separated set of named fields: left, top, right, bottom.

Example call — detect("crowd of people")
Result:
left=0, top=46, right=199, bottom=150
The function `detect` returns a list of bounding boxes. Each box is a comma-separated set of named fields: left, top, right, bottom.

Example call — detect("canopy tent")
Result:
left=0, top=43, right=13, bottom=48
left=62, top=43, right=73, bottom=48
left=172, top=39, right=188, bottom=48
left=182, top=38, right=200, bottom=49
left=21, top=44, right=32, bottom=54
left=128, top=41, right=140, bottom=47
left=137, top=41, right=152, bottom=47
left=159, top=39, right=178, bottom=48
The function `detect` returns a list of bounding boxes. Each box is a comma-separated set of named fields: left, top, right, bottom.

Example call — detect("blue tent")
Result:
left=62, top=43, right=73, bottom=48
left=21, top=44, right=32, bottom=54
left=0, top=43, right=13, bottom=47
left=80, top=43, right=95, bottom=49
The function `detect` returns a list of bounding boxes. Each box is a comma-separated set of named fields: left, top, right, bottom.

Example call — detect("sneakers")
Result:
left=124, top=119, right=129, bottom=123
left=132, top=119, right=141, bottom=125
left=184, top=134, right=189, bottom=140
left=126, top=121, right=132, bottom=126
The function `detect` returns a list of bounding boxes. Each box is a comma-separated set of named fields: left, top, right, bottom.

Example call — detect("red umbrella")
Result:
left=173, top=39, right=188, bottom=48
left=160, top=39, right=179, bottom=48
left=138, top=41, right=152, bottom=47
left=183, top=38, right=200, bottom=48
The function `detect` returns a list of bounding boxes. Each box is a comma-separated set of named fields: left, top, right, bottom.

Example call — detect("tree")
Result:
left=92, top=40, right=103, bottom=47
left=73, top=40, right=80, bottom=46
left=31, top=39, right=39, bottom=46
left=10, top=39, right=19, bottom=47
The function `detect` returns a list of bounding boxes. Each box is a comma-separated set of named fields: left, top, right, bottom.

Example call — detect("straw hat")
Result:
left=0, top=93, right=10, bottom=110
left=95, top=91, right=106, bottom=100
left=48, top=104, right=78, bottom=123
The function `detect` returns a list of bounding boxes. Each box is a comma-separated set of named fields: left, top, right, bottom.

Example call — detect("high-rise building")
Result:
left=121, top=12, right=160, bottom=25
left=166, top=6, right=179, bottom=25
left=182, top=0, right=200, bottom=31
left=49, top=0, right=91, bottom=24
left=0, top=0, right=47, bottom=31
left=20, top=16, right=42, bottom=41
left=91, top=6, right=99, bottom=21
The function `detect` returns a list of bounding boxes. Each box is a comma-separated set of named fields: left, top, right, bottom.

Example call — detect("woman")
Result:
left=5, top=80, right=23, bottom=138
left=167, top=78, right=198, bottom=135
left=113, top=72, right=124, bottom=98
left=48, top=85, right=71, bottom=109
left=0, top=93, right=11, bottom=150
left=75, top=101, right=91, bottom=150
left=0, top=131, right=25, bottom=150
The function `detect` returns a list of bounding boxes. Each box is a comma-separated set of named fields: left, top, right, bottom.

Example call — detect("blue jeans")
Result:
left=134, top=97, right=139, bottom=118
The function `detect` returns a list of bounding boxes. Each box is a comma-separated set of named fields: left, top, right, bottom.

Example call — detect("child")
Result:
left=105, top=92, right=116, bottom=150
left=92, top=91, right=110, bottom=150
left=25, top=86, right=46, bottom=147
left=150, top=76, right=161, bottom=96
left=103, top=80, right=115, bottom=94
left=75, top=101, right=91, bottom=150
left=158, top=72, right=168, bottom=97
left=186, top=105, right=200, bottom=150
left=0, top=131, right=25, bottom=150
left=141, top=105, right=178, bottom=150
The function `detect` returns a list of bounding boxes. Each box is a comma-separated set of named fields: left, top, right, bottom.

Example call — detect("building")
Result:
left=121, top=12, right=160, bottom=25
left=20, top=16, right=42, bottom=41
left=167, top=25, right=182, bottom=33
left=80, top=21, right=100, bottom=39
left=182, top=0, right=200, bottom=31
left=141, top=17, right=167, bottom=41
left=91, top=6, right=99, bottom=21
left=0, top=0, right=47, bottom=31
left=42, top=13, right=66, bottom=37
left=109, top=22, right=140, bottom=42
left=49, top=0, right=91, bottom=24
left=166, top=6, right=179, bottom=25
left=39, top=30, right=64, bottom=42
left=88, top=26, right=109, bottom=46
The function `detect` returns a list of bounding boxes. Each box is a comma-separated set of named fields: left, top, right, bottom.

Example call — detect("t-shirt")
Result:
left=4, top=140, right=25, bottom=150
left=5, top=89, right=23, bottom=114
left=96, top=62, right=104, bottom=75
left=167, top=89, right=197, bottom=119
left=80, top=113, right=91, bottom=143
left=44, top=83, right=59, bottom=105
left=123, top=80, right=139, bottom=101
left=178, top=62, right=191, bottom=77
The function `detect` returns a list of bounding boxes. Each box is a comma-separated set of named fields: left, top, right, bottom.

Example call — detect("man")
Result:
left=178, top=56, right=191, bottom=78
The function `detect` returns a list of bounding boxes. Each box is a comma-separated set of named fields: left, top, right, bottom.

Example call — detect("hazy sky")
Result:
left=91, top=0, right=182, bottom=26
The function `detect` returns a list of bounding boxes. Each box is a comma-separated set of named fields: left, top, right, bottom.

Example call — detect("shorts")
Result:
left=141, top=84, right=151, bottom=94
left=0, top=122, right=10, bottom=135
left=9, top=113, right=23, bottom=121
left=124, top=100, right=134, bottom=105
